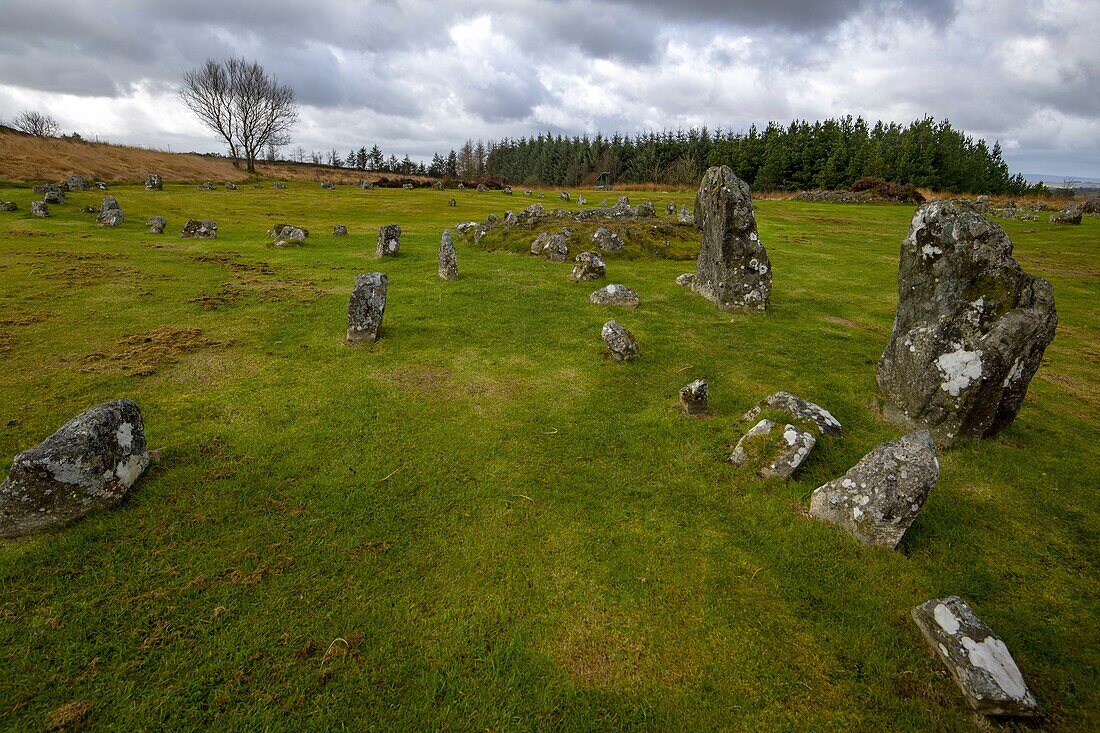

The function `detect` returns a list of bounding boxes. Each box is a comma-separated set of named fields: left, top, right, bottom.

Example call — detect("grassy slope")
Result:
left=0, top=183, right=1096, bottom=731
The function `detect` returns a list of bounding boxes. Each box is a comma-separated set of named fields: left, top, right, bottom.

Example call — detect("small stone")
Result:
left=523, top=189, right=533, bottom=196
left=438, top=229, right=458, bottom=281
left=808, top=430, right=938, bottom=549
left=145, top=173, right=163, bottom=190
left=31, top=200, right=49, bottom=217
left=523, top=203, right=544, bottom=219
left=679, top=379, right=708, bottom=415
left=476, top=183, right=488, bottom=192
left=675, top=273, right=695, bottom=287
left=146, top=216, right=167, bottom=234
left=376, top=224, right=400, bottom=257
left=666, top=203, right=676, bottom=214
left=588, top=283, right=639, bottom=309
left=592, top=226, right=625, bottom=253
left=321, top=180, right=335, bottom=190
left=181, top=219, right=218, bottom=238
left=602, top=320, right=639, bottom=361
left=101, top=196, right=120, bottom=212
left=1049, top=203, right=1083, bottom=225
left=502, top=186, right=513, bottom=195
left=0, top=399, right=149, bottom=538
left=197, top=181, right=217, bottom=191
left=634, top=201, right=655, bottom=217
left=678, top=204, right=695, bottom=225
left=0, top=201, right=17, bottom=212
left=504, top=211, right=519, bottom=226
left=332, top=225, right=348, bottom=237
left=44, top=190, right=65, bottom=205
left=96, top=207, right=124, bottom=227
left=570, top=251, right=606, bottom=281
left=225, top=182, right=237, bottom=190
left=273, top=226, right=307, bottom=247
left=541, top=233, right=570, bottom=262
left=560, top=191, right=570, bottom=201
left=742, top=391, right=842, bottom=436
left=616, top=196, right=630, bottom=207
left=578, top=195, right=587, bottom=205
left=272, top=182, right=286, bottom=189
left=401, top=183, right=414, bottom=190
left=729, top=419, right=816, bottom=479
left=94, top=181, right=109, bottom=190
left=347, top=273, right=387, bottom=344
left=448, top=198, right=457, bottom=207
left=911, top=596, right=1038, bottom=717
left=455, top=221, right=478, bottom=236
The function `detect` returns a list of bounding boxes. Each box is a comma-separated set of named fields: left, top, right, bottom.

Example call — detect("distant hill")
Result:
left=0, top=126, right=429, bottom=185
left=1022, top=173, right=1100, bottom=188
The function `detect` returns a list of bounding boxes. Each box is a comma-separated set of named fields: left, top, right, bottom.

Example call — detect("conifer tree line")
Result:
left=479, top=116, right=1035, bottom=194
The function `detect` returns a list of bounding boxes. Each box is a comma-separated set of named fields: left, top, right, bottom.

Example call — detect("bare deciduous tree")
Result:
left=180, top=57, right=298, bottom=173
left=10, top=110, right=60, bottom=137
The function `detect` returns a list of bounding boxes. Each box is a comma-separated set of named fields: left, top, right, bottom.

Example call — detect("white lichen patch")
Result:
left=114, top=453, right=148, bottom=486
left=960, top=635, right=1030, bottom=700
left=934, top=603, right=960, bottom=635
left=116, top=422, right=134, bottom=450
left=1003, top=358, right=1025, bottom=387
left=936, top=348, right=983, bottom=397
left=921, top=243, right=943, bottom=260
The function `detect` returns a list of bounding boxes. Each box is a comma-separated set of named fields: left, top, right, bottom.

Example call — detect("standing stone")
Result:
left=578, top=195, right=587, bottom=205
left=588, top=283, right=639, bottom=309
left=524, top=189, right=533, bottom=196
left=448, top=198, right=457, bottom=207
left=541, top=233, right=570, bottom=262
left=376, top=224, right=400, bottom=257
left=523, top=203, right=545, bottom=219
left=225, top=182, right=237, bottom=190
left=1049, top=203, right=1083, bottom=224
left=742, top=391, right=842, bottom=436
left=332, top=225, right=348, bottom=237
left=0, top=400, right=149, bottom=538
left=273, top=226, right=307, bottom=247
left=402, top=183, right=414, bottom=190
left=875, top=200, right=1057, bottom=446
left=560, top=191, right=570, bottom=201
left=66, top=174, right=89, bottom=190
left=592, top=226, right=624, bottom=253
left=181, top=219, right=218, bottom=238
left=31, top=201, right=49, bottom=217
left=729, top=419, right=816, bottom=479
left=272, top=182, right=286, bottom=189
left=692, top=165, right=771, bottom=312
left=680, top=379, right=708, bottom=415
left=808, top=430, right=938, bottom=549
left=570, top=251, right=606, bottom=281
left=666, top=203, right=677, bottom=214
left=146, top=216, right=167, bottom=234
left=504, top=211, right=519, bottom=226
left=97, top=201, right=124, bottom=227
left=634, top=201, right=655, bottom=217
left=145, top=173, right=163, bottom=190
left=44, top=190, right=66, bottom=204
left=438, top=229, right=458, bottom=281
left=347, top=273, right=387, bottom=344
left=617, top=196, right=630, bottom=207
left=676, top=273, right=695, bottom=287
left=502, top=186, right=513, bottom=195
left=100, top=196, right=120, bottom=212
left=911, top=596, right=1038, bottom=717
left=678, top=204, right=695, bottom=225
left=94, top=181, right=109, bottom=190
left=601, top=320, right=639, bottom=361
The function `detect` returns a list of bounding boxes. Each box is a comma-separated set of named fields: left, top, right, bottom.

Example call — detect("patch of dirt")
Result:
left=81, top=325, right=232, bottom=377
left=824, top=316, right=862, bottom=329
left=187, top=253, right=323, bottom=309
left=46, top=700, right=91, bottom=730
left=0, top=312, right=46, bottom=354
left=388, top=367, right=454, bottom=394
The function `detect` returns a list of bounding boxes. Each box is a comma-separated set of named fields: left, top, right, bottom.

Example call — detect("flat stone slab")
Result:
left=589, top=283, right=638, bottom=309
left=742, top=391, right=842, bottom=436
left=912, top=596, right=1038, bottom=717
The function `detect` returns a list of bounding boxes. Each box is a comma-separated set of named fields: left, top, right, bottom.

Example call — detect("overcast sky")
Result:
left=1, top=0, right=1097, bottom=177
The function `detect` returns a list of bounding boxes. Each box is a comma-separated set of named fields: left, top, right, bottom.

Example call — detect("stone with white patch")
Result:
left=911, top=596, right=1038, bottom=717
left=876, top=200, right=1057, bottom=446
left=808, top=430, right=938, bottom=549
left=146, top=216, right=167, bottom=234
left=588, top=283, right=639, bottom=309
left=742, top=391, right=843, bottom=436
left=31, top=200, right=49, bottom=217
left=591, top=226, right=625, bottom=253
left=144, top=173, right=163, bottom=190
left=181, top=219, right=218, bottom=238
left=676, top=273, right=695, bottom=287
left=376, top=224, right=400, bottom=257
left=346, top=273, right=387, bottom=344
left=0, top=400, right=150, bottom=538
left=679, top=379, right=709, bottom=416
left=729, top=419, right=816, bottom=479
left=570, top=251, right=606, bottom=281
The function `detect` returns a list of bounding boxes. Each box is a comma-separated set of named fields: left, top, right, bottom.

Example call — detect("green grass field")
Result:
left=0, top=182, right=1096, bottom=731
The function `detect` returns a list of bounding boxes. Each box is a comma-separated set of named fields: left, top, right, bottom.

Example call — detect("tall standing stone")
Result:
left=438, top=230, right=458, bottom=280
left=376, top=224, right=400, bottom=257
left=692, top=166, right=771, bottom=312
left=347, top=273, right=387, bottom=344
left=875, top=200, right=1057, bottom=445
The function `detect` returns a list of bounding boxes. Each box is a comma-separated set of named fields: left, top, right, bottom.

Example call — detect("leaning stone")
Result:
left=730, top=419, right=816, bottom=479
left=376, top=224, right=400, bottom=257
left=438, top=229, right=459, bottom=281
left=332, top=225, right=348, bottom=237
left=679, top=379, right=708, bottom=415
left=693, top=165, right=771, bottom=312
left=144, top=173, right=163, bottom=190
left=742, top=391, right=842, bottom=436
left=0, top=399, right=149, bottom=538
left=529, top=232, right=549, bottom=255
left=347, top=273, right=387, bottom=344
left=875, top=200, right=1057, bottom=445
left=448, top=198, right=457, bottom=207
left=31, top=201, right=49, bottom=217
left=808, top=430, right=938, bottom=549
left=0, top=201, right=17, bottom=212
left=44, top=190, right=65, bottom=205
left=570, top=251, right=606, bottom=281
left=588, top=283, right=639, bottom=309
left=66, top=174, right=89, bottom=190
left=146, top=216, right=167, bottom=234
left=97, top=208, right=124, bottom=227
left=592, top=226, right=624, bottom=253
left=602, top=320, right=639, bottom=361
left=911, top=596, right=1038, bottom=717
left=94, top=181, right=109, bottom=190
left=676, top=273, right=695, bottom=287
left=181, top=219, right=218, bottom=238
left=1049, top=203, right=1082, bottom=225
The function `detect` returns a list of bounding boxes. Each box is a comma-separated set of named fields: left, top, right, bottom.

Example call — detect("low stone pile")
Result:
left=181, top=219, right=218, bottom=238
left=1049, top=203, right=1083, bottom=224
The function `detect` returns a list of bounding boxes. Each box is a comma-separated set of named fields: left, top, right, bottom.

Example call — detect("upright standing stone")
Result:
left=438, top=230, right=458, bottom=280
left=347, top=273, right=387, bottom=344
left=44, top=190, right=66, bottom=205
left=448, top=198, right=457, bottom=207
left=376, top=224, right=400, bottom=257
left=875, top=200, right=1057, bottom=445
left=680, top=379, right=708, bottom=415
left=601, top=320, right=639, bottom=361
left=692, top=166, right=771, bottom=312
left=0, top=400, right=149, bottom=538
left=96, top=195, right=123, bottom=227
left=560, top=191, right=570, bottom=201
left=145, top=173, right=163, bottom=190
left=911, top=596, right=1038, bottom=717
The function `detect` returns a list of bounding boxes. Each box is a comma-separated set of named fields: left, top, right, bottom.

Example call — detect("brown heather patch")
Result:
left=81, top=325, right=232, bottom=377
left=46, top=700, right=91, bottom=730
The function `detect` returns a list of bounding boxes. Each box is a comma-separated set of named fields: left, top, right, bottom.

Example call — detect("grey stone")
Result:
left=146, top=216, right=167, bottom=234
left=1049, top=203, right=1083, bottom=224
left=0, top=201, right=16, bottom=212
left=730, top=419, right=816, bottom=479
left=402, top=183, right=414, bottom=190
left=272, top=181, right=286, bottom=189
left=875, top=200, right=1057, bottom=446
left=570, top=251, right=606, bottom=281
left=100, top=196, right=120, bottom=212
left=679, top=379, right=708, bottom=415
left=476, top=183, right=488, bottom=192
left=560, top=191, right=570, bottom=201
left=448, top=198, right=457, bottom=207
left=458, top=183, right=466, bottom=190
left=94, top=181, right=109, bottom=190
left=742, top=391, right=842, bottom=436
left=592, top=226, right=624, bottom=253
left=809, top=430, right=938, bottom=549
left=588, top=283, right=639, bottom=309
left=678, top=204, right=695, bottom=225
left=676, top=273, right=695, bottom=287
left=181, top=219, right=218, bottom=238
left=634, top=200, right=655, bottom=217
left=376, top=224, right=400, bottom=257
left=541, top=233, right=570, bottom=262
left=66, top=174, right=89, bottom=190
left=455, top=221, right=478, bottom=236
left=144, top=173, right=162, bottom=190
left=274, top=225, right=307, bottom=247
left=438, top=229, right=459, bottom=281
left=97, top=207, right=124, bottom=227
left=225, top=182, right=237, bottom=190
left=692, top=165, right=771, bottom=312
left=33, top=183, right=65, bottom=194
left=524, top=189, right=533, bottom=196
left=347, top=273, right=387, bottom=344
left=360, top=180, right=374, bottom=190
left=0, top=400, right=149, bottom=538
left=602, top=320, right=639, bottom=361
left=321, top=180, right=335, bottom=190
left=667, top=203, right=677, bottom=214
left=504, top=211, right=519, bottom=226
left=31, top=200, right=49, bottom=217
left=502, top=186, right=513, bottom=195
left=197, top=181, right=217, bottom=191
left=616, top=196, right=630, bottom=207
left=44, top=190, right=65, bottom=205
left=523, top=203, right=545, bottom=219
left=332, top=225, right=348, bottom=237
left=911, top=596, right=1038, bottom=717
left=578, top=195, right=587, bottom=205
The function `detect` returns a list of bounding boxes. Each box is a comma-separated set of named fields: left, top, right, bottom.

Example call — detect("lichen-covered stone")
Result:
left=97, top=206, right=124, bottom=227
left=1049, top=203, right=1082, bottom=224
left=145, top=173, right=163, bottom=190
left=692, top=165, right=771, bottom=311
left=272, top=225, right=307, bottom=247
left=730, top=419, right=816, bottom=479
left=523, top=203, right=544, bottom=219
left=666, top=203, right=677, bottom=214
left=578, top=195, right=587, bottom=205
left=560, top=191, right=570, bottom=201
left=44, top=190, right=66, bottom=205
left=679, top=204, right=695, bottom=225
left=504, top=211, right=519, bottom=226
left=197, top=181, right=217, bottom=191
left=676, top=273, right=695, bottom=287
left=634, top=201, right=655, bottom=217
left=332, top=225, right=348, bottom=236
left=272, top=181, right=286, bottom=189
left=592, top=226, right=624, bottom=253
left=601, top=320, right=639, bottom=361
left=502, top=186, right=513, bottom=195
left=225, top=182, right=237, bottom=190
left=0, top=201, right=17, bottom=212
left=376, top=224, right=400, bottom=257
left=455, top=221, right=478, bottom=236
left=742, top=391, right=842, bottom=436
left=875, top=200, right=1057, bottom=446
left=912, top=596, right=1038, bottom=717
left=809, top=430, right=938, bottom=549
left=448, top=198, right=457, bottom=207
left=541, top=233, right=570, bottom=262
left=320, top=180, right=335, bottom=190
left=588, top=283, right=639, bottom=309
left=680, top=379, right=708, bottom=415
left=347, top=273, right=387, bottom=344
left=181, top=219, right=218, bottom=238
left=66, top=174, right=90, bottom=190
left=146, top=216, right=167, bottom=234
left=0, top=399, right=149, bottom=538
left=31, top=200, right=49, bottom=217
left=438, top=229, right=458, bottom=281
left=570, top=251, right=606, bottom=281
